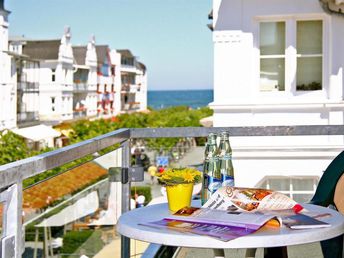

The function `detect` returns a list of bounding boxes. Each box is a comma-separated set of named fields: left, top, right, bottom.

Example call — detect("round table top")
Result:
left=116, top=202, right=344, bottom=249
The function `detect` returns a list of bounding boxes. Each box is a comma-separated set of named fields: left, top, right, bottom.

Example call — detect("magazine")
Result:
left=202, top=186, right=303, bottom=212
left=142, top=216, right=257, bottom=241
left=141, top=187, right=331, bottom=241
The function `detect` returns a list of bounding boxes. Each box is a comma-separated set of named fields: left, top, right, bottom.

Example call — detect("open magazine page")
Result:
left=142, top=218, right=257, bottom=242
left=140, top=206, right=278, bottom=242
left=165, top=206, right=276, bottom=230
left=203, top=186, right=302, bottom=212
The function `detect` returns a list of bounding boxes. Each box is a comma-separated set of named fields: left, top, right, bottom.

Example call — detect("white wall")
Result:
left=39, top=29, right=74, bottom=122
left=211, top=0, right=344, bottom=128
left=0, top=11, right=16, bottom=130
left=110, top=50, right=122, bottom=115
left=139, top=72, right=148, bottom=110
left=329, top=15, right=344, bottom=100
left=85, top=37, right=98, bottom=117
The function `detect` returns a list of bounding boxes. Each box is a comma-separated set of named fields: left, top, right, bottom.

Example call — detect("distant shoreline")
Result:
left=148, top=89, right=213, bottom=92
left=148, top=89, right=213, bottom=110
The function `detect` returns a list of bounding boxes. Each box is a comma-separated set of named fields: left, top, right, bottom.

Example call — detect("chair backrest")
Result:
left=334, top=174, right=344, bottom=214
left=310, top=150, right=344, bottom=213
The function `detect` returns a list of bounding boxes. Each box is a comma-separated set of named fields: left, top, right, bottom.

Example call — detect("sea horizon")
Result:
left=148, top=89, right=213, bottom=110
left=148, top=88, right=213, bottom=92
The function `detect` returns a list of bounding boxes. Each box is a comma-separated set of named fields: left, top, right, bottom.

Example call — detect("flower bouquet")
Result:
left=157, top=168, right=202, bottom=212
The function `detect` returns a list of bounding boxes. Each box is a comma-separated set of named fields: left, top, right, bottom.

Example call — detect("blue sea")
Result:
left=148, top=89, right=213, bottom=110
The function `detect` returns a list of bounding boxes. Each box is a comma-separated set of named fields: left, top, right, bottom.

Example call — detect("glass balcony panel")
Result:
left=0, top=202, right=3, bottom=238
left=22, top=148, right=122, bottom=258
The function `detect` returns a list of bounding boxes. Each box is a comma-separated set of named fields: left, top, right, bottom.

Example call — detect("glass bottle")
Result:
left=204, top=133, right=217, bottom=159
left=201, top=133, right=221, bottom=205
left=218, top=131, right=235, bottom=187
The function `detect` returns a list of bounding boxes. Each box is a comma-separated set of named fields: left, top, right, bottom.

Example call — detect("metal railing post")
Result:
left=16, top=182, right=23, bottom=258
left=121, top=140, right=131, bottom=258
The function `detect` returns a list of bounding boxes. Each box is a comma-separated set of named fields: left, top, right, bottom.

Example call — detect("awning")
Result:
left=12, top=124, right=61, bottom=142
left=36, top=191, right=99, bottom=227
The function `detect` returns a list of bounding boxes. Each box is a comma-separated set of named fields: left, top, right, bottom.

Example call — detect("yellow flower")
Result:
left=162, top=174, right=172, bottom=181
left=183, top=172, right=195, bottom=182
left=157, top=167, right=201, bottom=185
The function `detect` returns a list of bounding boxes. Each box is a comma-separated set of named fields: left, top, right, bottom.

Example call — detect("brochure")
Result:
left=141, top=187, right=331, bottom=241
left=202, top=186, right=303, bottom=213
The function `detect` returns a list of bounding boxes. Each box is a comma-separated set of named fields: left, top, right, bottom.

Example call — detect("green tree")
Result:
left=0, top=130, right=29, bottom=165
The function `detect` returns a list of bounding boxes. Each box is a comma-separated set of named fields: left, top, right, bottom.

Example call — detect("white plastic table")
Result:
left=117, top=202, right=344, bottom=257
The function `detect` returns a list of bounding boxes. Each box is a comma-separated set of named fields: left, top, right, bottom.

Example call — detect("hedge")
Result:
left=60, top=230, right=93, bottom=255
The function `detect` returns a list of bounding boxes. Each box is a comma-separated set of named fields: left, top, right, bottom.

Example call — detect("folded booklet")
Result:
left=203, top=186, right=303, bottom=213
left=141, top=187, right=331, bottom=241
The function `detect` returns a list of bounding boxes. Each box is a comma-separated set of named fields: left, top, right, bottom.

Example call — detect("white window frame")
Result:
left=258, top=176, right=319, bottom=202
left=253, top=14, right=330, bottom=99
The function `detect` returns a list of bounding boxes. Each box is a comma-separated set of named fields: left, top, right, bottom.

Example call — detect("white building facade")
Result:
left=95, top=45, right=119, bottom=117
left=72, top=37, right=98, bottom=119
left=118, top=50, right=147, bottom=113
left=22, top=28, right=74, bottom=123
left=0, top=4, right=16, bottom=130
left=210, top=0, right=344, bottom=202
left=9, top=37, right=40, bottom=128
left=109, top=49, right=122, bottom=115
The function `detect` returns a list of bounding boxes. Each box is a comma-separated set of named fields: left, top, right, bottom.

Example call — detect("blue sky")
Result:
left=6, top=0, right=213, bottom=91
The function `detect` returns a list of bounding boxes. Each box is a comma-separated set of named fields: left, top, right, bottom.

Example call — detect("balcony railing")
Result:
left=17, top=82, right=39, bottom=92
left=121, top=83, right=140, bottom=92
left=73, top=83, right=97, bottom=92
left=0, top=125, right=344, bottom=258
left=17, top=111, right=39, bottom=124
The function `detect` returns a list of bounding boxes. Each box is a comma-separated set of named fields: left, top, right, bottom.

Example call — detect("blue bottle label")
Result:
left=205, top=174, right=222, bottom=195
left=222, top=175, right=234, bottom=187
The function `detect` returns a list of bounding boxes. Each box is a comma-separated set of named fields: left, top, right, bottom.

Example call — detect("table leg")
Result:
left=264, top=247, right=288, bottom=258
left=245, top=248, right=257, bottom=258
left=213, top=248, right=225, bottom=258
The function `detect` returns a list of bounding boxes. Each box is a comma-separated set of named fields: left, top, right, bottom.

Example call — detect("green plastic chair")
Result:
left=263, top=150, right=344, bottom=258
left=309, top=150, right=344, bottom=258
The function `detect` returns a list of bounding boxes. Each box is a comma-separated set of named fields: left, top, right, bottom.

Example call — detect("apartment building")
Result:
left=95, top=45, right=120, bottom=116
left=72, top=37, right=98, bottom=119
left=9, top=36, right=40, bottom=128
left=21, top=28, right=74, bottom=123
left=118, top=49, right=147, bottom=112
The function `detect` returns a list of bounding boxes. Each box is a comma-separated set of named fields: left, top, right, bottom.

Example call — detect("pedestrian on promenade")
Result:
left=148, top=164, right=158, bottom=184
left=131, top=148, right=150, bottom=172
